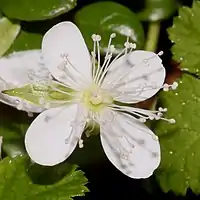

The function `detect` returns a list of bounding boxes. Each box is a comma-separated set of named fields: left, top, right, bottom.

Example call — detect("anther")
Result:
left=171, top=82, right=178, bottom=90
left=139, top=118, right=146, bottom=123
left=157, top=112, right=163, bottom=117
left=124, top=41, right=130, bottom=48
left=95, top=35, right=101, bottom=41
left=163, top=83, right=170, bottom=91
left=92, top=34, right=97, bottom=41
left=152, top=135, right=159, bottom=141
left=149, top=115, right=154, bottom=120
left=159, top=107, right=167, bottom=112
left=110, top=33, right=116, bottom=38
left=130, top=43, right=136, bottom=49
left=158, top=51, right=164, bottom=56
left=78, top=139, right=84, bottom=148
left=169, top=119, right=176, bottom=124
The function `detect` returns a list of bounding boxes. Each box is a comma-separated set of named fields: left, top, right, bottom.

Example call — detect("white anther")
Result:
left=158, top=107, right=167, bottom=112
left=139, top=118, right=146, bottom=123
left=110, top=33, right=116, bottom=38
left=152, top=135, right=159, bottom=141
left=92, top=34, right=97, bottom=41
left=157, top=112, right=163, bottom=117
left=163, top=83, right=170, bottom=91
left=149, top=115, right=155, bottom=120
left=171, top=82, right=178, bottom=90
left=79, top=139, right=84, bottom=148
left=124, top=41, right=130, bottom=48
left=158, top=51, right=164, bottom=56
left=130, top=43, right=136, bottom=49
left=163, top=108, right=168, bottom=112
left=95, top=35, right=101, bottom=41
left=169, top=119, right=176, bottom=124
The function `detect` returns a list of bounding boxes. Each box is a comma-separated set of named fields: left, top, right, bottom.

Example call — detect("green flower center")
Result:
left=82, top=84, right=113, bottom=112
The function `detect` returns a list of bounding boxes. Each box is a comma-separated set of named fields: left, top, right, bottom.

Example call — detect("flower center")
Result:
left=90, top=92, right=102, bottom=105
left=82, top=84, right=113, bottom=112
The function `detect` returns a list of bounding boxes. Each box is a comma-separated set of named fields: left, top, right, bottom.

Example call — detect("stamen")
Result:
left=109, top=104, right=175, bottom=124
left=48, top=84, right=77, bottom=98
left=93, top=35, right=102, bottom=83
left=91, top=37, right=96, bottom=78
left=163, top=82, right=178, bottom=91
left=124, top=36, right=130, bottom=55
left=111, top=80, right=179, bottom=102
left=57, top=58, right=85, bottom=89
left=53, top=80, right=81, bottom=92
left=84, top=120, right=96, bottom=137
left=60, top=54, right=89, bottom=84
left=28, top=67, right=52, bottom=85
left=97, top=41, right=136, bottom=86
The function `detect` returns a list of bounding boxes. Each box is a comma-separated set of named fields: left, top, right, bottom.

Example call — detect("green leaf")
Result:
left=137, top=0, right=178, bottom=21
left=0, top=156, right=88, bottom=199
left=0, top=17, right=20, bottom=56
left=75, top=2, right=145, bottom=54
left=7, top=20, right=61, bottom=53
left=7, top=30, right=42, bottom=53
left=168, top=1, right=200, bottom=74
left=0, top=104, right=30, bottom=157
left=0, top=0, right=77, bottom=21
left=3, top=82, right=74, bottom=106
left=154, top=74, right=200, bottom=195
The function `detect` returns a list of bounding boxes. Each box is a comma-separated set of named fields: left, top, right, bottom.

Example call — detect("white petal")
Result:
left=25, top=104, right=87, bottom=166
left=42, top=21, right=92, bottom=89
left=100, top=109, right=160, bottom=179
left=0, top=93, right=44, bottom=113
left=0, top=50, right=49, bottom=89
left=102, top=51, right=165, bottom=103
left=0, top=50, right=50, bottom=112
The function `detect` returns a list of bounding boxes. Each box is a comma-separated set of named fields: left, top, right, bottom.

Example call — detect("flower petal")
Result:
left=0, top=93, right=44, bottom=113
left=25, top=104, right=87, bottom=166
left=42, top=21, right=92, bottom=89
left=100, top=109, right=160, bottom=179
left=0, top=50, right=50, bottom=112
left=102, top=50, right=165, bottom=103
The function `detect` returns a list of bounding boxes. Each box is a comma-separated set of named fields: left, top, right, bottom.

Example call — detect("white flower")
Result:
left=0, top=22, right=177, bottom=179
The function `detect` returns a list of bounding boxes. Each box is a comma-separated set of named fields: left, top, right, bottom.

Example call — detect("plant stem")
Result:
left=144, top=22, right=161, bottom=52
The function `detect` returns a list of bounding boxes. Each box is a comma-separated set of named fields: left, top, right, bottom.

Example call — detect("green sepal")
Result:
left=3, top=81, right=74, bottom=106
